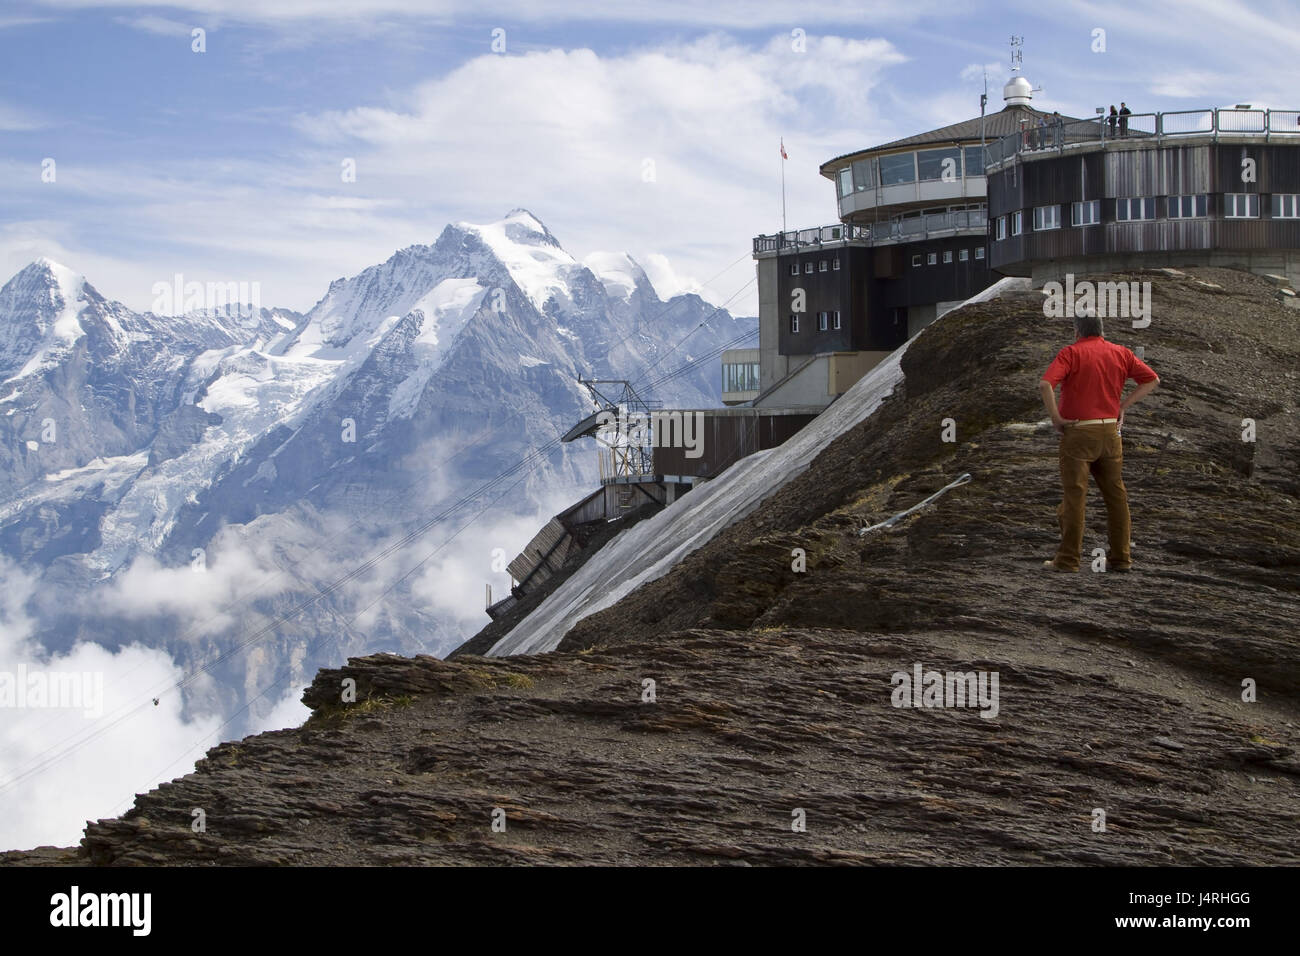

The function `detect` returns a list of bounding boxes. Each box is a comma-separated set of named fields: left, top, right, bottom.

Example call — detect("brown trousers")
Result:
left=1054, top=422, right=1132, bottom=571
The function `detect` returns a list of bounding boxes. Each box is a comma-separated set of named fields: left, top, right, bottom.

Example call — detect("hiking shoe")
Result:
left=1111, top=564, right=1133, bottom=573
left=1042, top=560, right=1077, bottom=572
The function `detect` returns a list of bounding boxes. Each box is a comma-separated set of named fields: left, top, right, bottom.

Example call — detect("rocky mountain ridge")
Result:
left=9, top=266, right=1295, bottom=865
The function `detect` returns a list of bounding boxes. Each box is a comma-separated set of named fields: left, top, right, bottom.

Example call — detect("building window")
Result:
left=852, top=158, right=875, bottom=192
left=790, top=263, right=799, bottom=275
left=819, top=260, right=828, bottom=272
left=959, top=248, right=969, bottom=261
left=1225, top=193, right=1260, bottom=218
left=838, top=167, right=852, bottom=198
left=963, top=145, right=986, bottom=179
left=832, top=310, right=841, bottom=330
left=1011, top=211, right=1023, bottom=236
left=723, top=362, right=760, bottom=394
left=912, top=254, right=923, bottom=267
left=1116, top=197, right=1156, bottom=221
left=878, top=151, right=917, bottom=186
left=918, top=147, right=962, bottom=183
left=975, top=246, right=985, bottom=259
left=996, top=217, right=1007, bottom=240
left=833, top=258, right=841, bottom=270
left=1033, top=205, right=1061, bottom=230
left=927, top=252, right=937, bottom=265
left=1072, top=200, right=1101, bottom=226
left=804, top=262, right=814, bottom=274
left=1272, top=194, right=1300, bottom=218
left=789, top=314, right=799, bottom=333
left=1168, top=195, right=1208, bottom=218
left=943, top=250, right=953, bottom=263
left=817, top=311, right=828, bottom=331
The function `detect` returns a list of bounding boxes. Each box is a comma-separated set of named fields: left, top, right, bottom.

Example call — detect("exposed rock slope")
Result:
left=12, top=267, right=1298, bottom=866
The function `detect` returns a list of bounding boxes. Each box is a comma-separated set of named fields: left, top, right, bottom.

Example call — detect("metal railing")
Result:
left=985, top=107, right=1300, bottom=168
left=753, top=208, right=987, bottom=254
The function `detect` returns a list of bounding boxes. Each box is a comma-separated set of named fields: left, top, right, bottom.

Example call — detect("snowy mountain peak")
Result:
left=8, top=257, right=86, bottom=303
left=0, top=258, right=90, bottom=381
left=500, top=208, right=558, bottom=246
left=583, top=251, right=651, bottom=301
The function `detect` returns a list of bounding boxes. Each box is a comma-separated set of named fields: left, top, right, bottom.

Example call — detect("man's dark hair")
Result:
left=1074, top=313, right=1105, bottom=338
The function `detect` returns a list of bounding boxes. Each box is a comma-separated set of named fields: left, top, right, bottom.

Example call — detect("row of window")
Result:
left=836, top=146, right=988, bottom=198
left=789, top=258, right=842, bottom=276
left=788, top=310, right=843, bottom=333
left=910, top=246, right=986, bottom=267
left=995, top=193, right=1300, bottom=238
left=722, top=361, right=760, bottom=393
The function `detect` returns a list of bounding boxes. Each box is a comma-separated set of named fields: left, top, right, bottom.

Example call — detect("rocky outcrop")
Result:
left=9, top=267, right=1298, bottom=866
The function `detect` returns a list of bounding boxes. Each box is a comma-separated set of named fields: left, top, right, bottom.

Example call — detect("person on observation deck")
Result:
left=1119, top=102, right=1131, bottom=137
left=1038, top=311, right=1159, bottom=572
left=1108, top=105, right=1118, bottom=137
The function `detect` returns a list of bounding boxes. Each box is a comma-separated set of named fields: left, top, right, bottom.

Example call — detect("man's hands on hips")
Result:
left=1052, top=414, right=1077, bottom=435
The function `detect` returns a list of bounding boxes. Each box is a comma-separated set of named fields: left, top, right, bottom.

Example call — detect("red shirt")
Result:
left=1041, top=335, right=1158, bottom=420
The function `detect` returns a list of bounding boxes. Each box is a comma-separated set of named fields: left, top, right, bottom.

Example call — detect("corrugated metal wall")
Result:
left=653, top=411, right=817, bottom=479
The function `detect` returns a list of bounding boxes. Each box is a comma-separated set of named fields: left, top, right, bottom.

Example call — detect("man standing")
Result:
left=1119, top=102, right=1131, bottom=137
left=1038, top=311, right=1159, bottom=572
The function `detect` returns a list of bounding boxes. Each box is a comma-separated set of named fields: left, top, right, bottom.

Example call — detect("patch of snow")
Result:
left=519, top=354, right=548, bottom=368
left=386, top=278, right=487, bottom=421
left=42, top=452, right=149, bottom=484
left=458, top=210, right=577, bottom=314
left=89, top=350, right=337, bottom=571
left=583, top=251, right=647, bottom=300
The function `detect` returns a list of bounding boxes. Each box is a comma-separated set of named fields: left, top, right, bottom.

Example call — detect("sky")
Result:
left=3, top=0, right=1298, bottom=319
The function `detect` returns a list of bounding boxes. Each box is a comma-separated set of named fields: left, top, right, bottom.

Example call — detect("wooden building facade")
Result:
left=988, top=138, right=1300, bottom=277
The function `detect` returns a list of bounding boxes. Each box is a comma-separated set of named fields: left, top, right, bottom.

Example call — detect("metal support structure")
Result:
left=576, top=377, right=663, bottom=483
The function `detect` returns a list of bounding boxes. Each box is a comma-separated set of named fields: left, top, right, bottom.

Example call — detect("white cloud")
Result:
left=407, top=487, right=582, bottom=627
left=38, top=0, right=940, bottom=28
left=1, top=33, right=908, bottom=318
left=961, top=62, right=1006, bottom=84
left=641, top=253, right=703, bottom=301
left=0, top=557, right=224, bottom=851
left=115, top=14, right=199, bottom=37
left=285, top=35, right=905, bottom=316
left=0, top=101, right=44, bottom=131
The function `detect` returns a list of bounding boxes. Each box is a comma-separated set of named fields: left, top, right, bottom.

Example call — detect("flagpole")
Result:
left=780, top=138, right=787, bottom=236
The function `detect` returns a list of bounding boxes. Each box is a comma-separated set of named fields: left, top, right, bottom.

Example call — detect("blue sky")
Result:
left=3, top=0, right=1298, bottom=317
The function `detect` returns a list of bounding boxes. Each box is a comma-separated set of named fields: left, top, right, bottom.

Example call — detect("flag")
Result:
left=780, top=139, right=788, bottom=160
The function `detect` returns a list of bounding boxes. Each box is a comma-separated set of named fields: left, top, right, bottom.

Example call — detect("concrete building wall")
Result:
left=828, top=351, right=892, bottom=395
left=755, top=256, right=789, bottom=393
left=755, top=354, right=832, bottom=408
left=907, top=304, right=939, bottom=337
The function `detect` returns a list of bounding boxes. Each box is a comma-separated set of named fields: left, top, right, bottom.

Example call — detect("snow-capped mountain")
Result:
left=0, top=210, right=753, bottom=734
